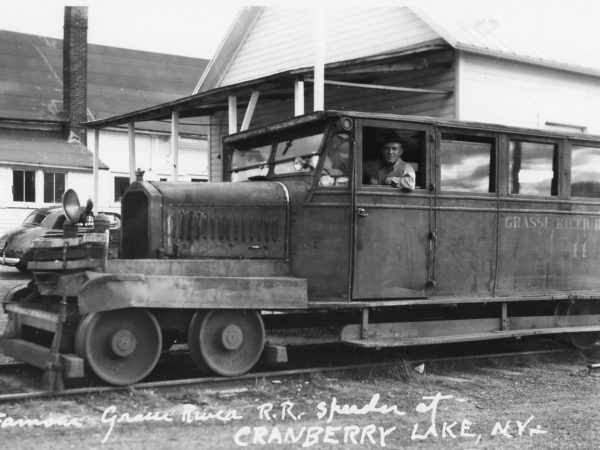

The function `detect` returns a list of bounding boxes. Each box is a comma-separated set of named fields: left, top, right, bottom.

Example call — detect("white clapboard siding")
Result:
left=458, top=53, right=600, bottom=133
left=220, top=7, right=439, bottom=87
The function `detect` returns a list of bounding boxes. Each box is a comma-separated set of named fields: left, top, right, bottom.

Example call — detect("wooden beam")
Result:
left=228, top=96, right=237, bottom=134
left=171, top=111, right=179, bottom=181
left=294, top=80, right=304, bottom=116
left=93, top=128, right=99, bottom=212
left=329, top=61, right=453, bottom=76
left=305, top=78, right=452, bottom=95
left=240, top=91, right=260, bottom=131
left=128, top=122, right=136, bottom=182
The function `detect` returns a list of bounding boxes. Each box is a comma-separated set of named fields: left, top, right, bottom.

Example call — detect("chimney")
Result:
left=63, top=6, right=88, bottom=145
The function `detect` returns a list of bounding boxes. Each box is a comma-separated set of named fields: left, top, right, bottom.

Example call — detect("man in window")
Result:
left=363, top=132, right=415, bottom=191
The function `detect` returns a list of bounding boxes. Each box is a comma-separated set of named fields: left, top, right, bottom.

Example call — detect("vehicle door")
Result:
left=432, top=128, right=499, bottom=297
left=352, top=119, right=433, bottom=300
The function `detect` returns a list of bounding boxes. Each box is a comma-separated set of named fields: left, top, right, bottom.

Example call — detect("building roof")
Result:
left=0, top=30, right=209, bottom=133
left=197, top=2, right=600, bottom=93
left=414, top=0, right=600, bottom=77
left=0, top=128, right=108, bottom=170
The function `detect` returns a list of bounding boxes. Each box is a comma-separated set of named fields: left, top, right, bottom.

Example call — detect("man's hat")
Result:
left=382, top=131, right=403, bottom=146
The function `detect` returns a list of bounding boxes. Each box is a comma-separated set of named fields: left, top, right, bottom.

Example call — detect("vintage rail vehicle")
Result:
left=3, top=110, right=600, bottom=387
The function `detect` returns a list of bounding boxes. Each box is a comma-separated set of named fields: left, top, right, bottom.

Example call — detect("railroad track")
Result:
left=0, top=342, right=593, bottom=403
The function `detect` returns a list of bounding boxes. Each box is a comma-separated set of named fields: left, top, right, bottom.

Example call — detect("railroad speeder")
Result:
left=2, top=110, right=600, bottom=388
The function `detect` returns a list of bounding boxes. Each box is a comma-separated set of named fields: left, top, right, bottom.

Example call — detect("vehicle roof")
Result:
left=26, top=205, right=62, bottom=215
left=222, top=110, right=600, bottom=145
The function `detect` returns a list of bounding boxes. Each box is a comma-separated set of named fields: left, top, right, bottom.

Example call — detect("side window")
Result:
left=362, top=127, right=425, bottom=189
left=440, top=135, right=495, bottom=193
left=509, top=141, right=558, bottom=196
left=13, top=169, right=36, bottom=202
left=571, top=144, right=600, bottom=198
left=318, top=133, right=351, bottom=188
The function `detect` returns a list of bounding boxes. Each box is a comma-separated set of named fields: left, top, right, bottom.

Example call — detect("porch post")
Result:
left=128, top=122, right=136, bottom=182
left=93, top=128, right=99, bottom=211
left=228, top=96, right=237, bottom=134
left=171, top=110, right=179, bottom=181
left=294, top=80, right=305, bottom=116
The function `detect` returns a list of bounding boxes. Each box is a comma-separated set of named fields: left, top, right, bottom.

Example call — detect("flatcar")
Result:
left=2, top=110, right=600, bottom=388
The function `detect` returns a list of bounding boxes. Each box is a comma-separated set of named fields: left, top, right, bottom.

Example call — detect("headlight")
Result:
left=62, top=189, right=82, bottom=224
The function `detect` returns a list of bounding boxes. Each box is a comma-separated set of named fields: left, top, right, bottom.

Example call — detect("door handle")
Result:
left=357, top=207, right=368, bottom=217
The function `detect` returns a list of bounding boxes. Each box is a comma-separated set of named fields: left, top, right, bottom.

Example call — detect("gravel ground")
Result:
left=0, top=346, right=594, bottom=449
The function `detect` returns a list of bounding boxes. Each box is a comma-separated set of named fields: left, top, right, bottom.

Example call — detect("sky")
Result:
left=0, top=0, right=246, bottom=59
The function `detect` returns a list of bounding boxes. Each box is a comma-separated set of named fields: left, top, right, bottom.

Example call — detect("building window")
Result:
left=191, top=178, right=207, bottom=182
left=114, top=176, right=130, bottom=202
left=571, top=145, right=600, bottom=198
left=440, top=135, right=495, bottom=193
left=509, top=141, right=558, bottom=196
left=13, top=170, right=36, bottom=202
left=43, top=172, right=65, bottom=203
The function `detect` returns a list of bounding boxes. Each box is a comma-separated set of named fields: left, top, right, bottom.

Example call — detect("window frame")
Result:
left=437, top=130, right=497, bottom=196
left=568, top=139, right=600, bottom=200
left=43, top=171, right=66, bottom=204
left=357, top=119, right=431, bottom=192
left=505, top=135, right=562, bottom=199
left=12, top=169, right=36, bottom=203
left=312, top=129, right=353, bottom=191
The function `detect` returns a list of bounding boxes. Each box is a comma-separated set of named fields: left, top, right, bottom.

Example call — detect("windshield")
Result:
left=22, top=212, right=48, bottom=226
left=229, top=127, right=325, bottom=182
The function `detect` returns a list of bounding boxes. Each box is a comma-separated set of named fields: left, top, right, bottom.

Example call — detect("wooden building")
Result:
left=85, top=3, right=600, bottom=185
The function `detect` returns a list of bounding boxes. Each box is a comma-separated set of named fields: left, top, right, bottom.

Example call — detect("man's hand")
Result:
left=384, top=177, right=401, bottom=187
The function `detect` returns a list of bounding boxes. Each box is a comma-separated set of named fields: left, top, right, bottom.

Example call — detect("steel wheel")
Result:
left=79, top=309, right=162, bottom=385
left=74, top=314, right=93, bottom=358
left=187, top=310, right=265, bottom=377
left=567, top=301, right=600, bottom=349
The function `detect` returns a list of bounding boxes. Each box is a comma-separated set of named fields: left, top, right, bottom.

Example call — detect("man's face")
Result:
left=382, top=142, right=402, bottom=164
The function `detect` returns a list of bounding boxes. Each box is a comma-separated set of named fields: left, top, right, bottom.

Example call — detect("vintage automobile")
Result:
left=0, top=206, right=121, bottom=271
left=2, top=110, right=600, bottom=389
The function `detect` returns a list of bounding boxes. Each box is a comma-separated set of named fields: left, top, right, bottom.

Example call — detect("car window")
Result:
left=22, top=212, right=47, bottom=226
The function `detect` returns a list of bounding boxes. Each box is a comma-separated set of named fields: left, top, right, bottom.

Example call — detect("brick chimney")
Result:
left=63, top=6, right=88, bottom=145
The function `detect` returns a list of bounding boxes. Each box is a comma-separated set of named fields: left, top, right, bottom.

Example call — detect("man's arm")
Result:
left=386, top=164, right=415, bottom=191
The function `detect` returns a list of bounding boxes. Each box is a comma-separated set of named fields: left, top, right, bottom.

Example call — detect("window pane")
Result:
left=440, top=139, right=493, bottom=193
left=319, top=133, right=351, bottom=188
left=273, top=133, right=324, bottom=175
left=114, top=176, right=130, bottom=202
left=23, top=212, right=47, bottom=225
left=55, top=173, right=65, bottom=202
left=571, top=145, right=600, bottom=198
left=44, top=173, right=53, bottom=203
left=274, top=134, right=323, bottom=161
left=43, top=172, right=65, bottom=203
left=13, top=169, right=37, bottom=202
left=230, top=143, right=271, bottom=182
left=509, top=141, right=557, bottom=196
left=13, top=170, right=24, bottom=201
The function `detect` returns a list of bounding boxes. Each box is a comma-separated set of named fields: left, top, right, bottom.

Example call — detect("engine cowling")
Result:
left=121, top=181, right=289, bottom=260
